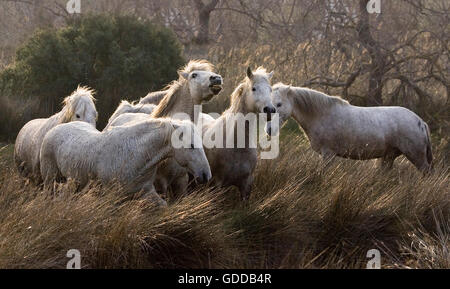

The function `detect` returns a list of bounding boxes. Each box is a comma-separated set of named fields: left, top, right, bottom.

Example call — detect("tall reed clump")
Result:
left=0, top=134, right=448, bottom=268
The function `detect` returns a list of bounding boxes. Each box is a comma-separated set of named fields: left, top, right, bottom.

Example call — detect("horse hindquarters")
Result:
left=40, top=146, right=61, bottom=191
left=14, top=124, right=34, bottom=179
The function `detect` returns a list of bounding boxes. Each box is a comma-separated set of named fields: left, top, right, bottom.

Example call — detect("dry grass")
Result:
left=0, top=131, right=448, bottom=269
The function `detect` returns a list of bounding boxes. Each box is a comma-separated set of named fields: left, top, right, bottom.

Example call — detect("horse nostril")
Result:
left=263, top=107, right=269, bottom=113
left=270, top=107, right=276, bottom=114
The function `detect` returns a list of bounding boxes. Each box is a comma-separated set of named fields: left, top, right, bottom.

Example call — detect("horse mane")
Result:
left=179, top=59, right=215, bottom=74
left=150, top=80, right=185, bottom=118
left=61, top=85, right=96, bottom=123
left=139, top=91, right=167, bottom=105
left=227, top=81, right=247, bottom=114
left=147, top=118, right=174, bottom=146
left=148, top=118, right=197, bottom=148
left=151, top=60, right=215, bottom=118
left=276, top=83, right=348, bottom=115
left=106, top=100, right=135, bottom=126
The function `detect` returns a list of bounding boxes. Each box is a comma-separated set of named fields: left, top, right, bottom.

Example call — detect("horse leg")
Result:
left=154, top=176, right=168, bottom=197
left=170, top=173, right=189, bottom=198
left=74, top=178, right=88, bottom=192
left=320, top=149, right=336, bottom=171
left=238, top=174, right=253, bottom=202
left=379, top=149, right=401, bottom=171
left=142, top=184, right=168, bottom=207
left=41, top=162, right=60, bottom=192
left=403, top=148, right=431, bottom=174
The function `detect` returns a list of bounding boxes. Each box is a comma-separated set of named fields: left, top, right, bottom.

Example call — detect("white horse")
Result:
left=105, top=100, right=155, bottom=129
left=265, top=83, right=433, bottom=172
left=14, top=86, right=97, bottom=183
left=203, top=67, right=275, bottom=200
left=105, top=59, right=223, bottom=131
left=40, top=118, right=211, bottom=206
left=105, top=60, right=223, bottom=197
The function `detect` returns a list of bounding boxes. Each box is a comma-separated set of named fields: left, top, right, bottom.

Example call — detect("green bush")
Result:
left=0, top=14, right=185, bottom=137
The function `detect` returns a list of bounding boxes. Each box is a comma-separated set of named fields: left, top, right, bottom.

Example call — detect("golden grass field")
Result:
left=0, top=128, right=448, bottom=269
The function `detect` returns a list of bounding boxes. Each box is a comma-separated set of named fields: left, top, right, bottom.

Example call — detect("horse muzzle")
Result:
left=196, top=170, right=212, bottom=184
left=209, top=76, right=223, bottom=95
left=263, top=106, right=276, bottom=121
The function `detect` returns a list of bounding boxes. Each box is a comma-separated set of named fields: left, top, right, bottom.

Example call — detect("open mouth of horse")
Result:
left=209, top=84, right=223, bottom=95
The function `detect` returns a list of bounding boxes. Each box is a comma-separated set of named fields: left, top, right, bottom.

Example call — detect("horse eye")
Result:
left=190, top=144, right=195, bottom=149
left=252, top=87, right=256, bottom=92
left=277, top=103, right=282, bottom=107
left=76, top=114, right=80, bottom=118
left=192, top=73, right=197, bottom=78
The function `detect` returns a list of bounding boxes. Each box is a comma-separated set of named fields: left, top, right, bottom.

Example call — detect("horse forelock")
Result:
left=252, top=66, right=269, bottom=78
left=227, top=67, right=270, bottom=113
left=61, top=86, right=96, bottom=122
left=179, top=59, right=215, bottom=74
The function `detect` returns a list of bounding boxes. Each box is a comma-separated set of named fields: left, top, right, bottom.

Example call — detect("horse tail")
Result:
left=424, top=122, right=433, bottom=168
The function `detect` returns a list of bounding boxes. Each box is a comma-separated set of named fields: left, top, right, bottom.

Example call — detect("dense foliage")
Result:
left=0, top=14, right=184, bottom=138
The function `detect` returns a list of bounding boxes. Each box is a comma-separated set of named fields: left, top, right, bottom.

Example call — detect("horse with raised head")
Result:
left=265, top=83, right=432, bottom=172
left=40, top=118, right=211, bottom=206
left=203, top=67, right=275, bottom=201
left=105, top=59, right=223, bottom=130
left=14, top=86, right=97, bottom=183
left=105, top=60, right=223, bottom=197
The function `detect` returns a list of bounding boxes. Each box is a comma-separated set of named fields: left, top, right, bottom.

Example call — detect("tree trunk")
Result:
left=197, top=10, right=211, bottom=44
left=193, top=0, right=219, bottom=44
left=358, top=0, right=385, bottom=106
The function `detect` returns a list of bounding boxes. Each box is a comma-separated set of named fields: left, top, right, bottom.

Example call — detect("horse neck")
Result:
left=288, top=91, right=321, bottom=134
left=144, top=129, right=174, bottom=168
left=220, top=90, right=254, bottom=146
left=117, top=122, right=173, bottom=166
left=228, top=85, right=248, bottom=115
left=167, top=83, right=195, bottom=121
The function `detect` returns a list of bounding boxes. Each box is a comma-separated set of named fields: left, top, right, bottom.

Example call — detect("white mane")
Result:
left=275, top=83, right=348, bottom=115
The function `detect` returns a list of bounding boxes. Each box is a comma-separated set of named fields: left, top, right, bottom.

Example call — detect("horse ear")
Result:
left=179, top=71, right=189, bottom=80
left=268, top=71, right=274, bottom=80
left=246, top=67, right=253, bottom=79
left=284, top=85, right=293, bottom=96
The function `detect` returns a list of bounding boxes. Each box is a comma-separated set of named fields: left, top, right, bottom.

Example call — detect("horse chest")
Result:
left=210, top=148, right=256, bottom=182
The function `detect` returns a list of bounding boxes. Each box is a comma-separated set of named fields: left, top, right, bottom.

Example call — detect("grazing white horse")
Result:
left=14, top=86, right=97, bottom=183
left=203, top=67, right=275, bottom=200
left=105, top=60, right=223, bottom=197
left=40, top=118, right=211, bottom=206
left=265, top=83, right=433, bottom=172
